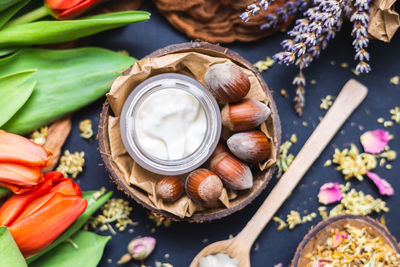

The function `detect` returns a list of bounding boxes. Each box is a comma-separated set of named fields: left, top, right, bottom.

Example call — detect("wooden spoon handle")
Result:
left=234, top=79, right=368, bottom=248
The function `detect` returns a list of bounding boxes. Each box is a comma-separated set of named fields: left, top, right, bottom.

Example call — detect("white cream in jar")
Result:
left=135, top=88, right=207, bottom=160
left=120, top=73, right=221, bottom=175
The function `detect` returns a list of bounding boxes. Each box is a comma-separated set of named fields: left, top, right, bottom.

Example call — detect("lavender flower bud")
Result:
left=128, top=236, right=156, bottom=260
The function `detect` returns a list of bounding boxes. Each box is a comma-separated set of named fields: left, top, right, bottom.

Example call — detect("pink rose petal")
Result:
left=312, top=259, right=332, bottom=267
left=360, top=129, right=389, bottom=154
left=366, top=171, right=394, bottom=196
left=318, top=183, right=343, bottom=205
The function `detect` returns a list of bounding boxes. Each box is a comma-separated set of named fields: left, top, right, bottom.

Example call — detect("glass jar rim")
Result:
left=120, top=73, right=221, bottom=175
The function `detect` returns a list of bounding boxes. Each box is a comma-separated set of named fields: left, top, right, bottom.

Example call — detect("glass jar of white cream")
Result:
left=120, top=73, right=221, bottom=175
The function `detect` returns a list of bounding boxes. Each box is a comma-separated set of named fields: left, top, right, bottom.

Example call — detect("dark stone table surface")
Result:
left=63, top=2, right=400, bottom=266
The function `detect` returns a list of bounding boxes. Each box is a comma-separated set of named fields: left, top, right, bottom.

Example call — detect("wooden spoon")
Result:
left=190, top=79, right=368, bottom=267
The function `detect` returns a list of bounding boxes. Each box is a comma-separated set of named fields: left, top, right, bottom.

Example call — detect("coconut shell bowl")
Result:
left=291, top=214, right=400, bottom=266
left=98, top=42, right=281, bottom=222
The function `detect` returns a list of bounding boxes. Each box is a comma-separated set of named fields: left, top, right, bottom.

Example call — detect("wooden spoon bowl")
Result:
left=291, top=214, right=400, bottom=266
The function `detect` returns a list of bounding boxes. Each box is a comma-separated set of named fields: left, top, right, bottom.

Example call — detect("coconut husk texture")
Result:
left=152, top=0, right=296, bottom=43
left=291, top=214, right=400, bottom=267
left=98, top=42, right=282, bottom=222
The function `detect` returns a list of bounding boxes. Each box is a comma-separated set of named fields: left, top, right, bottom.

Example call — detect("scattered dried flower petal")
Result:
left=30, top=126, right=48, bottom=146
left=390, top=75, right=399, bottom=85
left=390, top=106, right=400, bottom=123
left=366, top=171, right=394, bottom=196
left=79, top=119, right=93, bottom=139
left=56, top=150, right=85, bottom=178
left=318, top=183, right=343, bottom=205
left=360, top=130, right=390, bottom=154
left=254, top=56, right=275, bottom=72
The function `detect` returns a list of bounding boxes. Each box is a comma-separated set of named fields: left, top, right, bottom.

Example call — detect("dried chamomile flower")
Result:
left=79, top=119, right=93, bottom=139
left=30, top=126, right=48, bottom=146
left=148, top=212, right=172, bottom=228
left=253, top=56, right=275, bottom=72
left=280, top=89, right=289, bottom=98
left=328, top=184, right=389, bottom=217
left=155, top=261, right=173, bottom=267
left=286, top=211, right=316, bottom=230
left=332, top=144, right=377, bottom=181
left=318, top=206, right=328, bottom=219
left=390, top=75, right=400, bottom=85
left=87, top=198, right=135, bottom=235
left=277, top=140, right=295, bottom=178
left=307, top=224, right=400, bottom=266
left=390, top=106, right=400, bottom=123
left=290, top=133, right=297, bottom=144
left=272, top=216, right=287, bottom=231
left=351, top=68, right=360, bottom=76
left=384, top=120, right=394, bottom=127
left=320, top=95, right=335, bottom=110
left=56, top=150, right=85, bottom=178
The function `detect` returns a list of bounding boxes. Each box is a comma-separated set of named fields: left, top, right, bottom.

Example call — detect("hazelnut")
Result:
left=227, top=131, right=271, bottom=163
left=221, top=98, right=271, bottom=131
left=185, top=169, right=223, bottom=204
left=210, top=152, right=253, bottom=190
left=204, top=62, right=250, bottom=103
left=155, top=176, right=184, bottom=202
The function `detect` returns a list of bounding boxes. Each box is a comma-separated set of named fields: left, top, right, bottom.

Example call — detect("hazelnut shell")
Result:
left=204, top=62, right=250, bottom=103
left=221, top=98, right=271, bottom=131
left=185, top=169, right=223, bottom=204
left=227, top=130, right=271, bottom=163
left=155, top=176, right=184, bottom=202
left=210, top=152, right=253, bottom=190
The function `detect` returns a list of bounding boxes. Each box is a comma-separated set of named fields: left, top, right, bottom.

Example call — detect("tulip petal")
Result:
left=8, top=193, right=87, bottom=257
left=56, top=0, right=101, bottom=20
left=14, top=178, right=81, bottom=223
left=366, top=171, right=394, bottom=196
left=318, top=182, right=343, bottom=205
left=360, top=129, right=389, bottom=154
left=47, top=0, right=85, bottom=9
left=0, top=130, right=51, bottom=167
left=0, top=179, right=53, bottom=226
left=0, top=162, right=41, bottom=186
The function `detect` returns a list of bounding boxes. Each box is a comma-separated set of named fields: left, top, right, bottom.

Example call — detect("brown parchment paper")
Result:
left=369, top=0, right=400, bottom=42
left=105, top=52, right=277, bottom=218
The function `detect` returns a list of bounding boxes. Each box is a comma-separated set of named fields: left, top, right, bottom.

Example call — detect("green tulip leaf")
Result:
left=29, top=231, right=110, bottom=267
left=0, top=0, right=24, bottom=12
left=0, top=69, right=37, bottom=127
left=0, top=48, right=135, bottom=134
left=0, top=80, right=36, bottom=127
left=0, top=227, right=27, bottom=267
left=0, top=11, right=150, bottom=48
left=0, top=0, right=30, bottom=29
left=26, top=191, right=113, bottom=263
left=0, top=187, right=11, bottom=199
left=0, top=48, right=17, bottom=56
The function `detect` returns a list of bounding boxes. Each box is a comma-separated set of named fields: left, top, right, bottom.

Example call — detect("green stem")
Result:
left=6, top=6, right=49, bottom=27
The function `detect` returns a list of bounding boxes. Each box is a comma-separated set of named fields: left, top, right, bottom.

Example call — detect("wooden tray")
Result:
left=98, top=42, right=281, bottom=222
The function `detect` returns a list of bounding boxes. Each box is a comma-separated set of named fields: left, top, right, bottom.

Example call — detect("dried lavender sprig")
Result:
left=240, top=0, right=272, bottom=22
left=351, top=0, right=371, bottom=73
left=260, top=0, right=309, bottom=30
left=274, top=0, right=344, bottom=116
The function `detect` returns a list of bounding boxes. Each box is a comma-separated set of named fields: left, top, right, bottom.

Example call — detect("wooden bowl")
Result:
left=98, top=42, right=281, bottom=222
left=291, top=214, right=400, bottom=266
